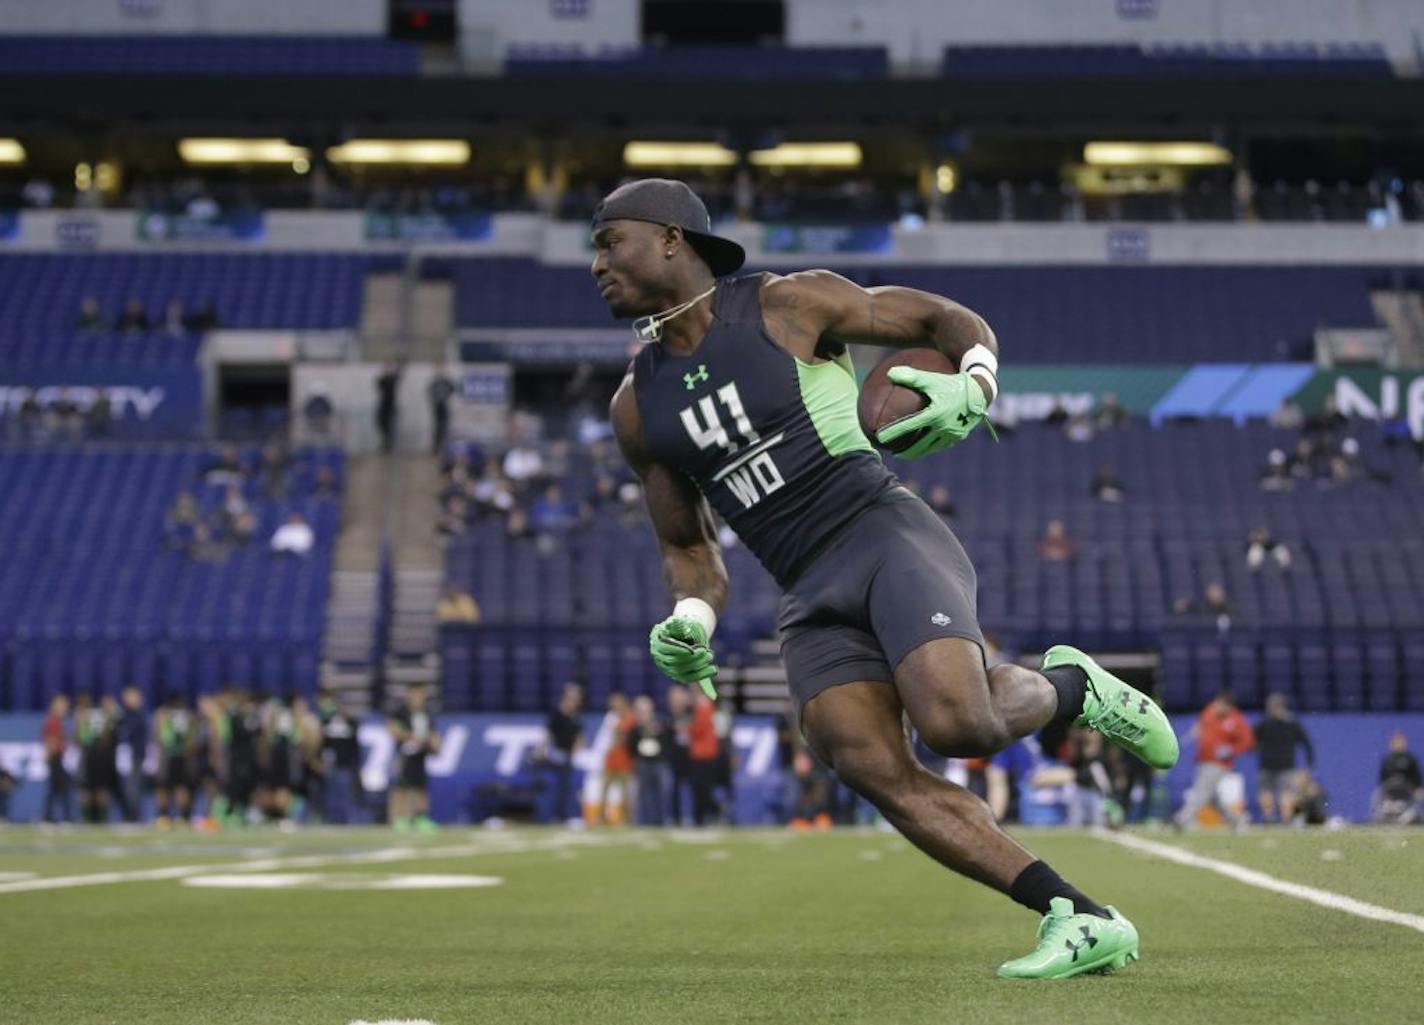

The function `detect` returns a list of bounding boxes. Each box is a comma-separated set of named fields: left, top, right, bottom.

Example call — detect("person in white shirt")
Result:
left=270, top=513, right=314, bottom=556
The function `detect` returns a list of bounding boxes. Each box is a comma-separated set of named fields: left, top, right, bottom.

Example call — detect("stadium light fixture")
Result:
left=0, top=139, right=26, bottom=164
left=179, top=138, right=311, bottom=164
left=326, top=140, right=470, bottom=165
left=936, top=163, right=957, bottom=193
left=623, top=142, right=738, bottom=168
left=1084, top=141, right=1232, bottom=167
left=749, top=143, right=862, bottom=168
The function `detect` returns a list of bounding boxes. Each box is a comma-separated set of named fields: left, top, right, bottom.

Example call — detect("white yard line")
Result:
left=1098, top=830, right=1424, bottom=936
left=0, top=830, right=634, bottom=896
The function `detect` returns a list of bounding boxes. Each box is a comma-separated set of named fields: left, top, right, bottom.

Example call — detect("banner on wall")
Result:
left=0, top=712, right=1414, bottom=824
left=136, top=209, right=265, bottom=243
left=0, top=366, right=204, bottom=429
left=1290, top=368, right=1424, bottom=439
left=762, top=223, right=893, bottom=255
left=364, top=211, right=493, bottom=242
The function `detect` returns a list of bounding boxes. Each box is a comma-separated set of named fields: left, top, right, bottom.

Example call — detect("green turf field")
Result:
left=2, top=825, right=1420, bottom=1025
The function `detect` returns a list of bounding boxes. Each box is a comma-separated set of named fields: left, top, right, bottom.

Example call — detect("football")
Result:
left=857, top=347, right=959, bottom=454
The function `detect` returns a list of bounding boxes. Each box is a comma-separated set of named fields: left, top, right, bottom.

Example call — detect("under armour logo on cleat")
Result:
left=683, top=364, right=710, bottom=390
left=931, top=612, right=952, bottom=626
left=1065, top=926, right=1099, bottom=962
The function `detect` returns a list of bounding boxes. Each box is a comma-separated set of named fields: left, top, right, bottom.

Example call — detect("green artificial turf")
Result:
left=1, top=826, right=1419, bottom=1025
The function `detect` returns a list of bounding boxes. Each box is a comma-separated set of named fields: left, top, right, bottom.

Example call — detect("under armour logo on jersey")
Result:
left=931, top=612, right=952, bottom=626
left=1065, top=926, right=1099, bottom=962
left=683, top=364, right=710, bottom=390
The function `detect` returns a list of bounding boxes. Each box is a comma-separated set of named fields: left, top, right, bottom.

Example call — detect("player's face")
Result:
left=590, top=220, right=667, bottom=319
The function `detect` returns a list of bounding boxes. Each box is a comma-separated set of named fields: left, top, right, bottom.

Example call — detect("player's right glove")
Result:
left=649, top=615, right=719, bottom=699
left=876, top=367, right=993, bottom=459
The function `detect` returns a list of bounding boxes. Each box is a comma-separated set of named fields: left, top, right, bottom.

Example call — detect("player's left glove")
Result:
left=649, top=615, right=719, bottom=699
left=875, top=367, right=994, bottom=459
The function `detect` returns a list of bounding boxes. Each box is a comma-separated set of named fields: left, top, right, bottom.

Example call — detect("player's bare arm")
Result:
left=761, top=269, right=998, bottom=401
left=610, top=374, right=728, bottom=615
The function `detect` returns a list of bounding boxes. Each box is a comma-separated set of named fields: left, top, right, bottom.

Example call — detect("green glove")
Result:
left=876, top=366, right=994, bottom=459
left=649, top=615, right=719, bottom=699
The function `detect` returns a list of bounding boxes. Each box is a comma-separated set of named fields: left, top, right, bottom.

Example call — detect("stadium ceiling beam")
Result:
left=1, top=75, right=1422, bottom=133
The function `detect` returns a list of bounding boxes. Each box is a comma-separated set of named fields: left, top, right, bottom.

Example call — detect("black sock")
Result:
left=1042, top=665, right=1089, bottom=721
left=1009, top=860, right=1110, bottom=919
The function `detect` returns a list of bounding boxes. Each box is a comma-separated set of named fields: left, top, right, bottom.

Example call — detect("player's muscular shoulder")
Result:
left=759, top=270, right=854, bottom=361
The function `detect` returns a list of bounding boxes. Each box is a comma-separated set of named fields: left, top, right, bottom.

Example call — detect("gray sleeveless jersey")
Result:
left=630, top=273, right=898, bottom=585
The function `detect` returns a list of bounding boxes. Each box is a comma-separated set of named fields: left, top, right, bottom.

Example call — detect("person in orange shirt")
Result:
left=1174, top=690, right=1255, bottom=830
left=598, top=693, right=636, bottom=825
left=687, top=695, right=721, bottom=826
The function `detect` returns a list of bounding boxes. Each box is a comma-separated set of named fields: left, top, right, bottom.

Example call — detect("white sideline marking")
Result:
left=0, top=831, right=637, bottom=897
left=1099, top=831, right=1424, bottom=935
left=182, top=873, right=503, bottom=891
left=349, top=1019, right=438, bottom=1024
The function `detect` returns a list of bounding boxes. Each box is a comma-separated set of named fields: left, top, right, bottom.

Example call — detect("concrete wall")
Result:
left=458, top=0, right=639, bottom=63
left=0, top=0, right=385, bottom=36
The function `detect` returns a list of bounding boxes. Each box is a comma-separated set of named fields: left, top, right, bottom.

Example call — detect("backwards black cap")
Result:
left=592, top=178, right=746, bottom=278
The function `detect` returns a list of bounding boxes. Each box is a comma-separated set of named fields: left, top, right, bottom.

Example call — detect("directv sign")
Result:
left=0, top=366, right=203, bottom=431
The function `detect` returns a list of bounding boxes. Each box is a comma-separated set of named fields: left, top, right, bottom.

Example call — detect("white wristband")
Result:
left=673, top=597, right=717, bottom=640
left=959, top=343, right=999, bottom=403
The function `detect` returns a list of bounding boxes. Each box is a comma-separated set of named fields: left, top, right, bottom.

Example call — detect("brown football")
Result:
left=857, top=347, right=959, bottom=454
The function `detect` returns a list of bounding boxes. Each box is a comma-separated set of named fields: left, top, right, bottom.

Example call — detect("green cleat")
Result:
left=1043, top=644, right=1180, bottom=770
left=998, top=898, right=1141, bottom=980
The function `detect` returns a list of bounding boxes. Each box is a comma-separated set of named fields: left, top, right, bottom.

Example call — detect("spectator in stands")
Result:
left=270, top=512, right=315, bottom=556
left=313, top=465, right=340, bottom=501
left=428, top=369, right=456, bottom=454
left=116, top=297, right=151, bottom=333
left=164, top=490, right=200, bottom=550
left=375, top=360, right=401, bottom=453
left=629, top=696, right=669, bottom=827
left=1306, top=394, right=1348, bottom=436
left=1175, top=690, right=1254, bottom=831
left=1037, top=519, right=1075, bottom=562
left=303, top=384, right=335, bottom=442
left=1044, top=399, right=1069, bottom=427
left=221, top=484, right=251, bottom=536
left=1106, top=743, right=1154, bottom=825
left=505, top=507, right=534, bottom=543
left=48, top=389, right=82, bottom=442
left=542, top=683, right=585, bottom=825
left=1095, top=392, right=1129, bottom=429
left=1174, top=582, right=1232, bottom=634
left=1246, top=527, right=1292, bottom=571
left=927, top=484, right=957, bottom=520
left=1091, top=463, right=1125, bottom=503
left=1259, top=448, right=1295, bottom=492
left=85, top=391, right=112, bottom=439
left=16, top=389, right=42, bottom=441
left=1254, top=693, right=1314, bottom=824
left=1371, top=731, right=1422, bottom=824
left=1067, top=729, right=1110, bottom=828
left=435, top=585, right=481, bottom=625
left=163, top=299, right=187, bottom=338
left=502, top=435, right=545, bottom=489
left=436, top=496, right=471, bottom=540
left=75, top=296, right=106, bottom=331
left=1286, top=437, right=1325, bottom=480
left=1270, top=399, right=1305, bottom=430
left=41, top=694, right=74, bottom=823
left=1064, top=414, right=1095, bottom=443
left=116, top=686, right=148, bottom=823
left=203, top=445, right=245, bottom=485
left=530, top=483, right=582, bottom=534
left=258, top=443, right=291, bottom=499
left=186, top=301, right=219, bottom=331
left=598, top=693, right=636, bottom=826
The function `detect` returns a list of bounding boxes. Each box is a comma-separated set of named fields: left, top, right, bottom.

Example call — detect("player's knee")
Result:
left=916, top=708, right=1010, bottom=759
